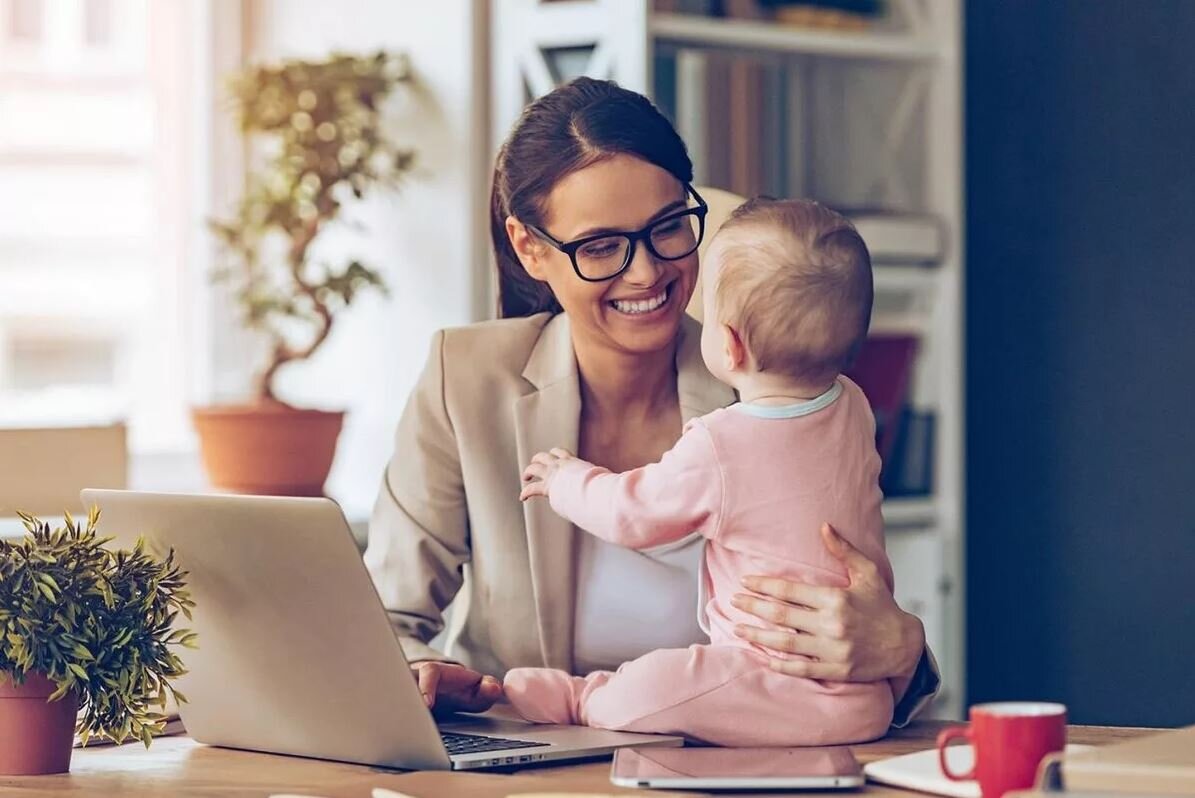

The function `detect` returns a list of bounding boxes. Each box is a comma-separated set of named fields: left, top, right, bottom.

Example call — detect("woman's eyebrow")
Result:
left=569, top=198, right=689, bottom=240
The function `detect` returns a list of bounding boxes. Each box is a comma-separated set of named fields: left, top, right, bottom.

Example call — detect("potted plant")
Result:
left=197, top=51, right=415, bottom=496
left=0, top=509, right=194, bottom=775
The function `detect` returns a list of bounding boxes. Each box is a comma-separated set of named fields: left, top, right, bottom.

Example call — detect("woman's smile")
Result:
left=606, top=277, right=678, bottom=319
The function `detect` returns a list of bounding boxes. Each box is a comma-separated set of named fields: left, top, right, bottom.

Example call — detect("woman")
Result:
left=364, top=77, right=938, bottom=727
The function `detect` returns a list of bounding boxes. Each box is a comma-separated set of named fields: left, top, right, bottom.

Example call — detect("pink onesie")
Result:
left=503, top=377, right=895, bottom=746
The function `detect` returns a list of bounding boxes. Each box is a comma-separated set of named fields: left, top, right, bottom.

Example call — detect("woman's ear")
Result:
left=720, top=323, right=748, bottom=373
left=506, top=216, right=549, bottom=281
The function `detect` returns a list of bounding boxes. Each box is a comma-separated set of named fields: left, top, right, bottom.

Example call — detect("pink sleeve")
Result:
left=547, top=422, right=723, bottom=549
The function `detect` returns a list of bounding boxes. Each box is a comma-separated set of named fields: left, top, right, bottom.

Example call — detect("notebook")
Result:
left=864, top=744, right=1095, bottom=797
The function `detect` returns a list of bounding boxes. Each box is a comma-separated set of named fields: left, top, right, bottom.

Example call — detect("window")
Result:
left=84, top=0, right=113, bottom=47
left=0, top=0, right=207, bottom=453
left=7, top=0, right=41, bottom=42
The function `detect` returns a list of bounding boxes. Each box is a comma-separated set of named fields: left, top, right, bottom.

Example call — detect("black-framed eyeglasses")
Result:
left=526, top=185, right=709, bottom=282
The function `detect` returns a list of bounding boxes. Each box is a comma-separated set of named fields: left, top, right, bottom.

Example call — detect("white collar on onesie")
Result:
left=730, top=379, right=843, bottom=420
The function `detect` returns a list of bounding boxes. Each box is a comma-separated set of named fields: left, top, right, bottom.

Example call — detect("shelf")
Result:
left=882, top=497, right=937, bottom=528
left=651, top=13, right=939, bottom=63
left=873, top=264, right=940, bottom=294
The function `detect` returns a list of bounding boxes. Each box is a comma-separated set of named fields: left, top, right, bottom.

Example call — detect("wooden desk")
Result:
left=3, top=722, right=1156, bottom=798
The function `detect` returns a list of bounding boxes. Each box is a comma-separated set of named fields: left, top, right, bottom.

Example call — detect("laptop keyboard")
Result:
left=440, top=731, right=551, bottom=756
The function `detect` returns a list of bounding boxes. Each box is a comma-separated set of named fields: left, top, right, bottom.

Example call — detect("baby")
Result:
left=506, top=198, right=895, bottom=747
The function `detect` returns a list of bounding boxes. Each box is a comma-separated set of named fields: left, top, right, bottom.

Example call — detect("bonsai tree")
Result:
left=210, top=51, right=415, bottom=403
left=0, top=508, right=195, bottom=747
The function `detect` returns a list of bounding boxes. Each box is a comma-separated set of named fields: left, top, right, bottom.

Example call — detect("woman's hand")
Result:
left=412, top=661, right=503, bottom=716
left=519, top=448, right=576, bottom=501
left=731, top=523, right=925, bottom=685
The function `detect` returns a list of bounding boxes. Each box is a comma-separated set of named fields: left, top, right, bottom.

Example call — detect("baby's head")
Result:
left=699, top=198, right=873, bottom=393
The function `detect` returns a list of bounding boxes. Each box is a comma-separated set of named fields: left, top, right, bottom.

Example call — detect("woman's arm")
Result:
left=364, top=330, right=471, bottom=664
left=730, top=523, right=940, bottom=725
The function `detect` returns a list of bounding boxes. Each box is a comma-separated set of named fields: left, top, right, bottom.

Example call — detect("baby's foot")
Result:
left=502, top=668, right=586, bottom=725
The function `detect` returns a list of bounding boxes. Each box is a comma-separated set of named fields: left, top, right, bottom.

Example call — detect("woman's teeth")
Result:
left=611, top=288, right=668, bottom=315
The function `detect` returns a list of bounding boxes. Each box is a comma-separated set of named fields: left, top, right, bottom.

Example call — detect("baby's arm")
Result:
left=522, top=422, right=723, bottom=549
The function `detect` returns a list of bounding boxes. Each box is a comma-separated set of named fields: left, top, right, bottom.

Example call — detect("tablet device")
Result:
left=610, top=745, right=865, bottom=790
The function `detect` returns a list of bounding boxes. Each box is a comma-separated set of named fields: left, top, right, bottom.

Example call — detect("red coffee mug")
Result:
left=937, top=702, right=1067, bottom=798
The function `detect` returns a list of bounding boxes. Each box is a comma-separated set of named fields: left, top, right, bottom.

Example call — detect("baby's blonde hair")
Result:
left=713, top=198, right=873, bottom=385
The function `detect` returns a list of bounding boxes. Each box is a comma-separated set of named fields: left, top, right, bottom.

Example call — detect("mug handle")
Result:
left=937, top=724, right=976, bottom=782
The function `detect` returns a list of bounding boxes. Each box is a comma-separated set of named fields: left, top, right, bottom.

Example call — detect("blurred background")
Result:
left=0, top=0, right=1191, bottom=726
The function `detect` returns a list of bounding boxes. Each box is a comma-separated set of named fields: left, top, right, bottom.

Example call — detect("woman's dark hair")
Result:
left=490, top=77, right=694, bottom=318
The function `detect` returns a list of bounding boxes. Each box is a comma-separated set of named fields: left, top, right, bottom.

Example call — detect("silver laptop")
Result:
left=80, top=490, right=682, bottom=770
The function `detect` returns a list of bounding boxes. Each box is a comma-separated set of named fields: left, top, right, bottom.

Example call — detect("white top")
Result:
left=572, top=528, right=706, bottom=674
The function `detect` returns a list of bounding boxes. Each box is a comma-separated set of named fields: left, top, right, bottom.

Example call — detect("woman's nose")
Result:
left=622, top=242, right=662, bottom=287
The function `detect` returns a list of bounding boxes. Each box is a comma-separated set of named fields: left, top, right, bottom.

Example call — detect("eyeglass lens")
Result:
left=575, top=212, right=702, bottom=279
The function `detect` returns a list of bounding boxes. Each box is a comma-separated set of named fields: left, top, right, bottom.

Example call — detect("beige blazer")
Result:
left=364, top=311, right=736, bottom=678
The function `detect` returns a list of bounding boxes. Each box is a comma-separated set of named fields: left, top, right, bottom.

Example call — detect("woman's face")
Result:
left=508, top=154, right=698, bottom=357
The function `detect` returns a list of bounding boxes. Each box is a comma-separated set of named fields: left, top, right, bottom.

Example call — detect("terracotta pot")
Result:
left=192, top=403, right=345, bottom=496
left=0, top=672, right=78, bottom=775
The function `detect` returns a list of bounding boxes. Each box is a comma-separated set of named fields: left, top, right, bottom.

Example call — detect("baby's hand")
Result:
left=520, top=448, right=575, bottom=501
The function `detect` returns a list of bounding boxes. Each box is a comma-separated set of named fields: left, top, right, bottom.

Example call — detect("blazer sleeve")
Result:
left=364, top=330, right=470, bottom=664
left=891, top=646, right=943, bottom=727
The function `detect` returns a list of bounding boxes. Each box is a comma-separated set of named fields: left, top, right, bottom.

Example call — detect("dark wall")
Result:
left=966, top=0, right=1195, bottom=727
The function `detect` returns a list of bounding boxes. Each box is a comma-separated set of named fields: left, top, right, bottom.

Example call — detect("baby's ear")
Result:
left=720, top=323, right=748, bottom=373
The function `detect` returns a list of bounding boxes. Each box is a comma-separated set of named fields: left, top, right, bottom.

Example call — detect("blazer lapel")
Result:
left=513, top=314, right=580, bottom=671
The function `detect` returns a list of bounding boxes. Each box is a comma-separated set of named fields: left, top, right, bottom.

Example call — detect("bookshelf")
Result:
left=490, top=0, right=964, bottom=719
left=651, top=12, right=938, bottom=61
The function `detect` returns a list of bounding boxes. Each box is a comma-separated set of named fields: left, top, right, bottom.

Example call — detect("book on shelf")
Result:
left=704, top=53, right=732, bottom=190
left=673, top=49, right=708, bottom=183
left=672, top=48, right=785, bottom=200
left=654, top=0, right=714, bottom=14
left=882, top=407, right=934, bottom=497
left=846, top=211, right=945, bottom=265
left=845, top=334, right=918, bottom=464
left=769, top=2, right=878, bottom=31
left=658, top=0, right=882, bottom=26
left=728, top=57, right=766, bottom=198
left=723, top=0, right=769, bottom=19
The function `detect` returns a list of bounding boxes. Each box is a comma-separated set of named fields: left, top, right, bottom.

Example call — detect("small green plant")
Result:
left=210, top=50, right=415, bottom=402
left=0, top=508, right=195, bottom=747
